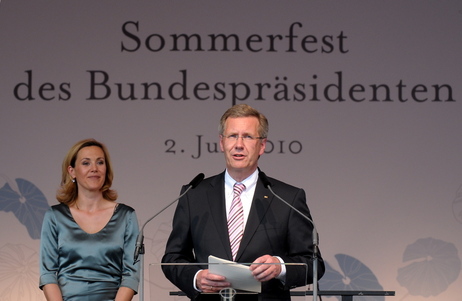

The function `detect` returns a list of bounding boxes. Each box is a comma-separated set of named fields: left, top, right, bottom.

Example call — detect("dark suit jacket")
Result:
left=161, top=171, right=325, bottom=301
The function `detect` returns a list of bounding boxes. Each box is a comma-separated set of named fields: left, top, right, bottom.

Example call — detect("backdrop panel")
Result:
left=1, top=1, right=461, bottom=300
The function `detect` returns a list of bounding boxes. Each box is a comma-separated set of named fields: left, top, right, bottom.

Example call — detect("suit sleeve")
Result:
left=161, top=185, right=201, bottom=299
left=278, top=187, right=325, bottom=289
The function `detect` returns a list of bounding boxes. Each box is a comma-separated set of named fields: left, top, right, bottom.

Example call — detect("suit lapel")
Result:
left=207, top=172, right=234, bottom=260
left=236, top=180, right=273, bottom=261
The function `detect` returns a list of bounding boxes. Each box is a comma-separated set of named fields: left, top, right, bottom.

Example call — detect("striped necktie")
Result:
left=228, top=182, right=246, bottom=261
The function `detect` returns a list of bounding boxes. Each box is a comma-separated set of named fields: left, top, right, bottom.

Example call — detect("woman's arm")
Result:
left=42, top=283, right=63, bottom=301
left=115, top=286, right=135, bottom=301
left=40, top=209, right=62, bottom=300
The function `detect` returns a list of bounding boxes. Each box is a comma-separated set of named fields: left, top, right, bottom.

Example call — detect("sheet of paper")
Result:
left=208, top=255, right=261, bottom=293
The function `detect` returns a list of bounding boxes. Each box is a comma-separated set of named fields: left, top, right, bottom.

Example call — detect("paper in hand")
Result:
left=208, top=255, right=261, bottom=293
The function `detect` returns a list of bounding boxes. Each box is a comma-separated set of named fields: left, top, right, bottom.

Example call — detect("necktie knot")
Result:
left=233, top=182, right=246, bottom=195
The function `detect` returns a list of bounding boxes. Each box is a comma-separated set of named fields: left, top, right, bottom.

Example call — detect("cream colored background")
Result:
left=1, top=1, right=461, bottom=300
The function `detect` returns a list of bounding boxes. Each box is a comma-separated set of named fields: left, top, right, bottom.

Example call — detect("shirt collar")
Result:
left=224, top=169, right=259, bottom=191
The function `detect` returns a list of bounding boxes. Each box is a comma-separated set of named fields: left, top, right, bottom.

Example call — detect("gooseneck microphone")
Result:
left=133, top=173, right=205, bottom=263
left=259, top=171, right=320, bottom=301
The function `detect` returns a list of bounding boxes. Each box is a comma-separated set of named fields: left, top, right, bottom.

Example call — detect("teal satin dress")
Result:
left=39, top=203, right=140, bottom=300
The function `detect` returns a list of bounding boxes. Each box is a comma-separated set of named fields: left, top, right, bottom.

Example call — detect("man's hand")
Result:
left=250, top=255, right=282, bottom=282
left=196, top=269, right=231, bottom=293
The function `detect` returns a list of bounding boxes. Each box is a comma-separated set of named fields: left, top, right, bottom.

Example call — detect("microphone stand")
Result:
left=134, top=173, right=204, bottom=301
left=261, top=172, right=319, bottom=301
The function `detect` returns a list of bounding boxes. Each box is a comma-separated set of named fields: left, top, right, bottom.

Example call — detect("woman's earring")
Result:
left=72, top=178, right=76, bottom=183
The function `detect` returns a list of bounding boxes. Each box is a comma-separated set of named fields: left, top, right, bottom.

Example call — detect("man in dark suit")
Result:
left=162, top=104, right=325, bottom=300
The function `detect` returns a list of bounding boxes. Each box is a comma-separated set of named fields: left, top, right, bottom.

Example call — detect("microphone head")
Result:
left=189, top=173, right=205, bottom=189
left=258, top=171, right=272, bottom=188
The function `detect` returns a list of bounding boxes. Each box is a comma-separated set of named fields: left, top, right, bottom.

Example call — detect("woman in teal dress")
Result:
left=39, top=139, right=140, bottom=301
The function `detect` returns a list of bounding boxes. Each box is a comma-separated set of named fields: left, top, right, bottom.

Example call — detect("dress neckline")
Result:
left=66, top=203, right=120, bottom=235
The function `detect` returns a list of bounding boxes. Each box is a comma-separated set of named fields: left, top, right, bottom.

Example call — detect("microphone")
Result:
left=188, top=172, right=205, bottom=189
left=259, top=171, right=320, bottom=300
left=133, top=173, right=205, bottom=263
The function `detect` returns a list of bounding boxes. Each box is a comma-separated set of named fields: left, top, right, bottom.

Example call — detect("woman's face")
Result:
left=68, top=146, right=107, bottom=194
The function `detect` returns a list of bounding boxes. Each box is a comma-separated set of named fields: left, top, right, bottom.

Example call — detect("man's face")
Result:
left=220, top=116, right=266, bottom=181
